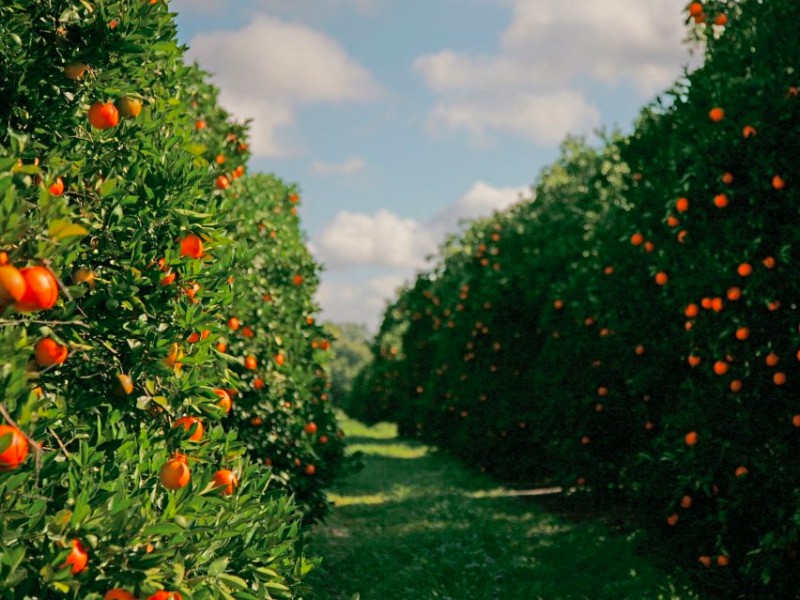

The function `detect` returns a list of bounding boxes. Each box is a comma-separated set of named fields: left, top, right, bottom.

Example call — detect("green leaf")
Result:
left=49, top=219, right=88, bottom=240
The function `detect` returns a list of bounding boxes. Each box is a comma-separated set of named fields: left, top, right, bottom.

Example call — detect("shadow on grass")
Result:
left=307, top=418, right=696, bottom=600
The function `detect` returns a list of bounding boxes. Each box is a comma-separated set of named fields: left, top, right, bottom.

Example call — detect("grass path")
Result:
left=306, top=417, right=695, bottom=600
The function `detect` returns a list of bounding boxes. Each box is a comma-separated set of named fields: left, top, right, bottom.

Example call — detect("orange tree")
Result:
left=0, top=1, right=340, bottom=598
left=349, top=0, right=800, bottom=596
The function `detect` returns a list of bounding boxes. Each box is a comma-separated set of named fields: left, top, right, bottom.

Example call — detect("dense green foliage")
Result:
left=349, top=1, right=800, bottom=596
left=0, top=1, right=342, bottom=597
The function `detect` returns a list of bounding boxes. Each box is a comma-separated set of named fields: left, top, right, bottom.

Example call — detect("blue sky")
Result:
left=171, top=0, right=698, bottom=330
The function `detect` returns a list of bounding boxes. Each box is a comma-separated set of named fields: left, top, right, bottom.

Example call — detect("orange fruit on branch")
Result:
left=174, top=416, right=204, bottom=441
left=0, top=424, right=29, bottom=470
left=62, top=539, right=89, bottom=574
left=159, top=454, right=190, bottom=490
left=88, top=101, right=120, bottom=129
left=35, top=337, right=68, bottom=367
left=16, top=266, right=58, bottom=311
left=212, top=469, right=238, bottom=495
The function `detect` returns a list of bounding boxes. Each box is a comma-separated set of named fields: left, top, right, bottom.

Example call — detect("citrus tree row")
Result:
left=348, top=0, right=800, bottom=596
left=0, top=1, right=342, bottom=598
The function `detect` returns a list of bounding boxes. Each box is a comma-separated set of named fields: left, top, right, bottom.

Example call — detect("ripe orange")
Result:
left=88, top=101, right=120, bottom=129
left=275, top=353, right=286, bottom=366
left=212, top=469, right=238, bottom=495
left=698, top=556, right=712, bottom=568
left=305, top=464, right=316, bottom=475
left=666, top=216, right=679, bottom=228
left=293, top=274, right=304, bottom=286
left=116, top=96, right=142, bottom=119
left=676, top=197, right=689, bottom=212
left=713, top=193, right=729, bottom=208
left=16, top=266, right=59, bottom=311
left=677, top=230, right=688, bottom=243
left=709, top=107, right=725, bottom=122
left=735, top=327, right=749, bottom=341
left=215, top=175, right=230, bottom=190
left=730, top=379, right=742, bottom=392
left=630, top=233, right=644, bottom=246
left=710, top=297, right=724, bottom=312
left=644, top=241, right=655, bottom=252
left=666, top=513, right=679, bottom=526
left=215, top=154, right=225, bottom=164
left=688, top=355, right=701, bottom=367
left=737, top=263, right=752, bottom=277
left=164, top=343, right=183, bottom=368
left=73, top=268, right=95, bottom=287
left=735, top=466, right=748, bottom=477
left=35, top=338, right=68, bottom=367
left=160, top=271, right=176, bottom=286
left=685, top=431, right=698, bottom=446
left=195, top=119, right=207, bottom=130
left=688, top=2, right=703, bottom=17
left=148, top=592, right=183, bottom=600
left=680, top=495, right=692, bottom=509
left=765, top=353, right=779, bottom=367
left=242, top=326, right=254, bottom=338
left=179, top=233, right=204, bottom=259
left=722, top=172, right=734, bottom=184
left=49, top=177, right=65, bottom=196
left=685, top=303, right=699, bottom=318
left=319, top=435, right=329, bottom=444
left=774, top=372, right=786, bottom=385
left=216, top=341, right=227, bottom=353
left=115, top=374, right=134, bottom=396
left=253, top=377, right=265, bottom=390
left=792, top=415, right=800, bottom=427
left=763, top=256, right=776, bottom=269
left=717, top=555, right=730, bottom=567
left=159, top=454, right=190, bottom=490
left=743, top=125, right=757, bottom=138
left=0, top=265, right=27, bottom=305
left=713, top=361, right=729, bottom=375
left=244, top=355, right=257, bottom=370
left=65, top=62, right=89, bottom=80
left=0, top=424, right=29, bottom=470
left=63, top=539, right=89, bottom=574
left=635, top=344, right=645, bottom=356
left=227, top=317, right=240, bottom=331
left=304, top=422, right=318, bottom=435
left=214, top=388, right=232, bottom=413
left=655, top=272, right=668, bottom=286
left=727, top=287, right=741, bottom=301
left=772, top=175, right=785, bottom=189
left=174, top=416, right=204, bottom=441
left=105, top=590, right=135, bottom=600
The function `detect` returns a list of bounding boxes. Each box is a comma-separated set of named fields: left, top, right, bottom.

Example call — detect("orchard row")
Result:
left=0, top=2, right=342, bottom=599
left=348, top=1, right=800, bottom=597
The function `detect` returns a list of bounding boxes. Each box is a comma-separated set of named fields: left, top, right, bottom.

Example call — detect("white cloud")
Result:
left=415, top=0, right=697, bottom=144
left=186, top=16, right=381, bottom=157
left=316, top=209, right=435, bottom=270
left=314, top=181, right=528, bottom=271
left=429, top=181, right=528, bottom=235
left=313, top=181, right=529, bottom=327
left=427, top=92, right=601, bottom=146
left=174, top=0, right=382, bottom=17
left=311, top=157, right=366, bottom=176
left=316, top=275, right=405, bottom=330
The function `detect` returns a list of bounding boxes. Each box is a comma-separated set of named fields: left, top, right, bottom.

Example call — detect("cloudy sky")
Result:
left=171, top=0, right=697, bottom=331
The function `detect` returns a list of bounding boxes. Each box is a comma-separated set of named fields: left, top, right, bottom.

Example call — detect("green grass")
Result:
left=306, top=417, right=696, bottom=600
